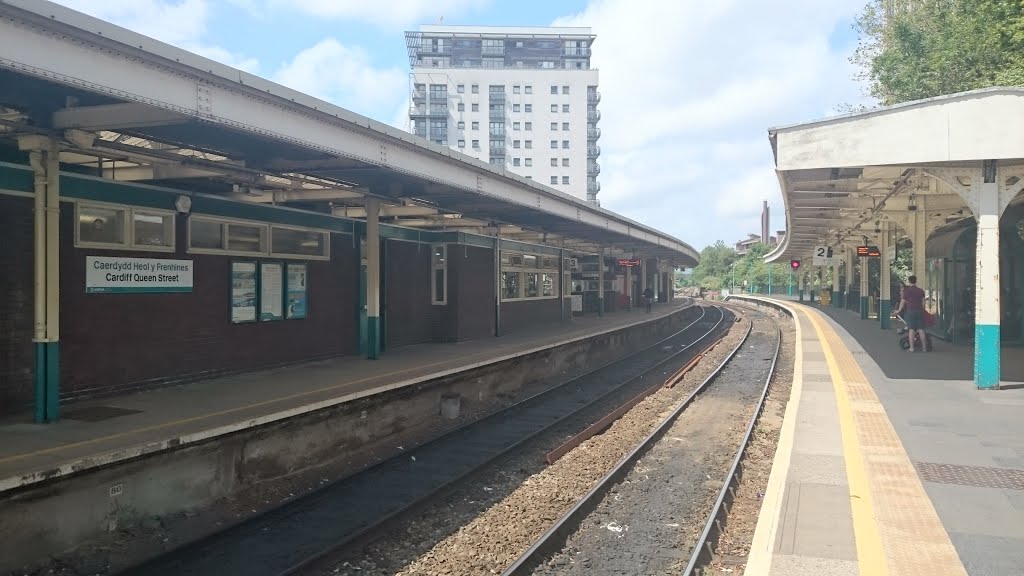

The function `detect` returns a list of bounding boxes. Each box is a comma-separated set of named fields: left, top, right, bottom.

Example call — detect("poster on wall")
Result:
left=286, top=263, right=308, bottom=319
left=260, top=262, right=284, bottom=321
left=230, top=261, right=257, bottom=323
left=86, top=256, right=192, bottom=293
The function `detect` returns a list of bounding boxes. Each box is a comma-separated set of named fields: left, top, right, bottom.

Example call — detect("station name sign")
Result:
left=617, top=258, right=642, bottom=267
left=86, top=256, right=194, bottom=293
left=856, top=245, right=881, bottom=258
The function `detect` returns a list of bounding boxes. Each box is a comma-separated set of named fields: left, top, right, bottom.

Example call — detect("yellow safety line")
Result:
left=801, top=307, right=890, bottom=576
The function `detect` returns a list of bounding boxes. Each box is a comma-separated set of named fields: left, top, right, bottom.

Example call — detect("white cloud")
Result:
left=274, top=0, right=488, bottom=27
left=554, top=0, right=872, bottom=250
left=50, top=0, right=259, bottom=73
left=273, top=39, right=409, bottom=119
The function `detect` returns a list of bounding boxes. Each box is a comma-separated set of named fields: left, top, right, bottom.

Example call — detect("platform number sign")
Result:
left=812, top=246, right=838, bottom=266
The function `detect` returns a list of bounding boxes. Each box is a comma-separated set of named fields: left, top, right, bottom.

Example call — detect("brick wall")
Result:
left=0, top=196, right=35, bottom=412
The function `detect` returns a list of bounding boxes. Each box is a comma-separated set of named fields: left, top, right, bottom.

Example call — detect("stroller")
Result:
left=894, top=310, right=935, bottom=351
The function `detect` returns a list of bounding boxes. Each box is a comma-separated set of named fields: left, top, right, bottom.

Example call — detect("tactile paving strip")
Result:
left=807, top=308, right=969, bottom=576
left=915, top=462, right=1024, bottom=491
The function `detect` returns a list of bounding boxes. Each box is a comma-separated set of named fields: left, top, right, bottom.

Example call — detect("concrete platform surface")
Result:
left=0, top=300, right=693, bottom=494
left=739, top=297, right=1024, bottom=576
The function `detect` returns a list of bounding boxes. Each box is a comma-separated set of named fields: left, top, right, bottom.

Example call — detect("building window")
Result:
left=525, top=140, right=532, bottom=149
left=490, top=158, right=503, bottom=166
left=550, top=140, right=557, bottom=149
left=471, top=84, right=479, bottom=94
left=75, top=202, right=175, bottom=252
left=457, top=103, right=465, bottom=112
left=457, top=84, right=465, bottom=93
left=513, top=157, right=521, bottom=166
left=472, top=121, right=479, bottom=130
left=513, top=85, right=521, bottom=94
left=525, top=85, right=533, bottom=94
left=188, top=217, right=329, bottom=260
left=550, top=158, right=558, bottom=167
left=562, top=158, right=570, bottom=167
left=457, top=121, right=465, bottom=129
left=472, top=103, right=479, bottom=112
left=562, top=176, right=570, bottom=185
left=525, top=104, right=532, bottom=113
left=550, top=176, right=558, bottom=184
left=458, top=139, right=466, bottom=148
left=500, top=251, right=560, bottom=301
left=432, top=244, right=447, bottom=305
left=429, top=84, right=447, bottom=99
left=472, top=139, right=480, bottom=148
left=513, top=104, right=521, bottom=112
left=562, top=140, right=570, bottom=149
left=550, top=104, right=558, bottom=113
left=551, top=122, right=558, bottom=131
left=550, top=85, right=558, bottom=94
left=513, top=140, right=521, bottom=148
left=562, top=122, right=569, bottom=131
left=562, top=85, right=570, bottom=94
left=525, top=122, right=532, bottom=131
left=513, top=121, right=521, bottom=130
left=525, top=158, right=533, bottom=167
left=563, top=104, right=570, bottom=113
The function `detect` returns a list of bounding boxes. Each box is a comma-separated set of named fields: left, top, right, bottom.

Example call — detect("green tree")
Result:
left=851, top=0, right=1024, bottom=105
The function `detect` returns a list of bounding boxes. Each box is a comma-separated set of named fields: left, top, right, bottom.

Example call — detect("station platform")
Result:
left=0, top=300, right=692, bottom=495
left=738, top=296, right=1024, bottom=576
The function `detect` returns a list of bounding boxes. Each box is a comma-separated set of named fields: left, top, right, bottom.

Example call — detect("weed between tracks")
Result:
left=322, top=311, right=749, bottom=576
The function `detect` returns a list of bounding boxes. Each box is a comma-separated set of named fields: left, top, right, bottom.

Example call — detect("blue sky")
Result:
left=54, top=0, right=874, bottom=252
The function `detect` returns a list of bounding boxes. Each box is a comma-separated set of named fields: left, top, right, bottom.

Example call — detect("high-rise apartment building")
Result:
left=404, top=25, right=602, bottom=203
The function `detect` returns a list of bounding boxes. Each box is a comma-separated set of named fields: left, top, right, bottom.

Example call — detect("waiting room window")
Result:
left=188, top=217, right=328, bottom=260
left=500, top=251, right=560, bottom=301
left=76, top=202, right=175, bottom=252
left=271, top=226, right=329, bottom=259
left=432, top=244, right=447, bottom=305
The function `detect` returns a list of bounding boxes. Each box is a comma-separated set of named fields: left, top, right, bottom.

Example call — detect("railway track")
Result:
left=500, top=304, right=781, bottom=576
left=118, top=304, right=732, bottom=576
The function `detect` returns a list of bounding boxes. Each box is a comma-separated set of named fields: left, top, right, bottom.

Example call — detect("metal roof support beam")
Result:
left=334, top=205, right=439, bottom=218
left=53, top=103, right=190, bottom=131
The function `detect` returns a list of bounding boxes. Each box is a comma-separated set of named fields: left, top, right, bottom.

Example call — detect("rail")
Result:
left=501, top=310, right=763, bottom=576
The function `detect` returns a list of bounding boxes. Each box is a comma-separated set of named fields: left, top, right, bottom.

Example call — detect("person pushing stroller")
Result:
left=894, top=275, right=928, bottom=352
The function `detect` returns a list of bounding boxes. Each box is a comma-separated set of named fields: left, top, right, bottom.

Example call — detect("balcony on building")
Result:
left=587, top=91, right=601, bottom=104
left=428, top=103, right=448, bottom=117
left=489, top=90, right=506, bottom=103
left=414, top=126, right=427, bottom=138
left=489, top=107, right=506, bottom=120
left=587, top=180, right=601, bottom=194
left=587, top=128, right=601, bottom=140
left=587, top=145, right=601, bottom=158
left=482, top=45, right=505, bottom=57
left=430, top=128, right=448, bottom=139
left=490, top=142, right=507, bottom=156
left=412, top=88, right=426, bottom=102
left=488, top=128, right=506, bottom=138
left=587, top=163, right=601, bottom=176
left=410, top=104, right=428, bottom=118
left=419, top=43, right=452, bottom=55
left=564, top=46, right=592, bottom=58
left=587, top=110, right=601, bottom=122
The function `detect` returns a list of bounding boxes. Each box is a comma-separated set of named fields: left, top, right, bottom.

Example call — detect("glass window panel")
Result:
left=272, top=227, right=325, bottom=256
left=526, top=272, right=540, bottom=297
left=133, top=211, right=173, bottom=248
left=542, top=273, right=555, bottom=296
left=502, top=271, right=521, bottom=299
left=523, top=254, right=538, bottom=268
left=433, top=245, right=446, bottom=266
left=190, top=219, right=223, bottom=249
left=434, top=268, right=445, bottom=302
left=79, top=204, right=125, bottom=245
left=227, top=223, right=266, bottom=253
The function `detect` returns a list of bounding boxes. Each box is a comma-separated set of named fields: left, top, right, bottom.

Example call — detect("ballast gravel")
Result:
left=324, top=309, right=750, bottom=576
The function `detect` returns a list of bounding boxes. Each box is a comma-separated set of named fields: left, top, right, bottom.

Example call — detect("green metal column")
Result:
left=365, top=199, right=381, bottom=359
left=880, top=223, right=892, bottom=330
left=597, top=247, right=605, bottom=317
left=27, top=139, right=61, bottom=423
left=494, top=234, right=502, bottom=336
